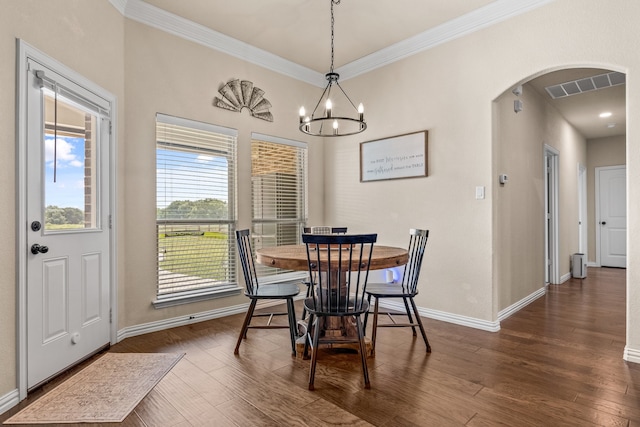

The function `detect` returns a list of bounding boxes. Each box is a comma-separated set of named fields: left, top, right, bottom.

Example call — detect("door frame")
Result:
left=578, top=163, right=588, bottom=256
left=544, top=145, right=560, bottom=284
left=595, top=164, right=626, bottom=267
left=16, top=39, right=118, bottom=400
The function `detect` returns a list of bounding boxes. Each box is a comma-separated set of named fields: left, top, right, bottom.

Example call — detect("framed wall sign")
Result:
left=360, top=130, right=428, bottom=182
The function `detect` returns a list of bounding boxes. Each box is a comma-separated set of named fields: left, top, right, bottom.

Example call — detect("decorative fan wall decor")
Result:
left=213, top=79, right=273, bottom=122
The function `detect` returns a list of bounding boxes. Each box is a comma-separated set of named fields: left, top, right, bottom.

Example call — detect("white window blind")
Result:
left=155, top=114, right=238, bottom=305
left=251, top=133, right=308, bottom=279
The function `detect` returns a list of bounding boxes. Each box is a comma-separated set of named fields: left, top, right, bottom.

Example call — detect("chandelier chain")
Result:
left=330, top=0, right=339, bottom=73
left=298, top=0, right=366, bottom=137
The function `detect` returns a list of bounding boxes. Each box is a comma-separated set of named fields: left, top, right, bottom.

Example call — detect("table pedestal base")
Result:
left=295, top=319, right=373, bottom=358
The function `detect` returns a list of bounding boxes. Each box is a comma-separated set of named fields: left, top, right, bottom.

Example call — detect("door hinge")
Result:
left=109, top=121, right=112, bottom=135
left=109, top=308, right=112, bottom=323
left=109, top=215, right=112, bottom=229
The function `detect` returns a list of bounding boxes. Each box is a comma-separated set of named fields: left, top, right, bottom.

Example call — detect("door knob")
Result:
left=31, top=244, right=49, bottom=254
left=601, top=221, right=607, bottom=225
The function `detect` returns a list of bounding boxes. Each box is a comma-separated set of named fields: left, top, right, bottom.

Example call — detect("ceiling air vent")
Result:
left=545, top=71, right=625, bottom=99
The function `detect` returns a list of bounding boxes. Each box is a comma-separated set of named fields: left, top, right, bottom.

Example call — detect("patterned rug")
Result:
left=4, top=352, right=184, bottom=424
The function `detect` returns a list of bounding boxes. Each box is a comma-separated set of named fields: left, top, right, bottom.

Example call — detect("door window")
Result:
left=43, top=90, right=100, bottom=232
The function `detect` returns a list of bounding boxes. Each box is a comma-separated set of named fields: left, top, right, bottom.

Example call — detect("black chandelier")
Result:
left=298, top=0, right=366, bottom=137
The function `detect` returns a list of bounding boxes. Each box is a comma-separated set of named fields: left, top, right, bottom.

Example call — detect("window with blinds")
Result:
left=251, top=133, right=308, bottom=279
left=155, top=113, right=239, bottom=307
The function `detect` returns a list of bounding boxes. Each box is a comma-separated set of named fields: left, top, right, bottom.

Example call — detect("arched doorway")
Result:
left=494, top=67, right=626, bottom=320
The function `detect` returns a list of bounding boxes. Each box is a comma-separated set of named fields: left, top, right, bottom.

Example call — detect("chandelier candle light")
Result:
left=299, top=0, right=366, bottom=137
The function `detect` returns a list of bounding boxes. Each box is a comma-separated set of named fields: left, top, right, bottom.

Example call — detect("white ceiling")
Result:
left=124, top=0, right=625, bottom=139
left=528, top=69, right=626, bottom=139
left=141, top=0, right=497, bottom=73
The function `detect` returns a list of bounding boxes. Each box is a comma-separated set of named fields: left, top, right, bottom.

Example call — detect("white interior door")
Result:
left=24, top=57, right=112, bottom=389
left=597, top=166, right=627, bottom=268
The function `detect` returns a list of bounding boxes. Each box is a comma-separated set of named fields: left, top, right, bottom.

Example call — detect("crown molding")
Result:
left=336, top=0, right=555, bottom=80
left=111, top=0, right=555, bottom=87
left=109, top=0, right=127, bottom=15
left=110, top=0, right=325, bottom=87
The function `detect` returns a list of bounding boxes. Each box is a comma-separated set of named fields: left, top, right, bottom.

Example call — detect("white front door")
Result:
left=24, top=56, right=112, bottom=389
left=597, top=166, right=626, bottom=268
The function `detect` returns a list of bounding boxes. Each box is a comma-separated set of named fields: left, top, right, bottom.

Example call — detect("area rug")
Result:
left=4, top=352, right=184, bottom=424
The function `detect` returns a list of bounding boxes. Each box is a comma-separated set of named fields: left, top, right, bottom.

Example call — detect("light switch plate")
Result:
left=475, top=186, right=485, bottom=200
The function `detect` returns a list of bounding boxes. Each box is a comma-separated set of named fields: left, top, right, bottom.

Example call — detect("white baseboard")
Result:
left=0, top=388, right=19, bottom=416
left=378, top=285, right=549, bottom=332
left=118, top=305, right=245, bottom=341
left=119, top=292, right=501, bottom=342
left=117, top=295, right=305, bottom=342
left=559, top=272, right=571, bottom=283
left=498, top=286, right=546, bottom=322
left=378, top=300, right=500, bottom=332
left=624, top=346, right=640, bottom=364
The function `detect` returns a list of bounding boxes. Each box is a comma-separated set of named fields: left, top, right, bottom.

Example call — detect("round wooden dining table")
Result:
left=256, top=244, right=408, bottom=271
left=255, top=244, right=408, bottom=357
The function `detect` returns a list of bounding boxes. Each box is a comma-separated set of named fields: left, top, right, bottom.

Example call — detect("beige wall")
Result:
left=5, top=0, right=640, bottom=410
left=325, top=42, right=495, bottom=321
left=587, top=135, right=626, bottom=263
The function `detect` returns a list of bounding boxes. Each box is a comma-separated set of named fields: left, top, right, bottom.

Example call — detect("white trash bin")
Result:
left=571, top=253, right=587, bottom=279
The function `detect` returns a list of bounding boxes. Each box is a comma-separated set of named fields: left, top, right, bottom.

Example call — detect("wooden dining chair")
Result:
left=301, top=233, right=377, bottom=390
left=300, top=226, right=349, bottom=326
left=363, top=228, right=431, bottom=355
left=234, top=229, right=300, bottom=356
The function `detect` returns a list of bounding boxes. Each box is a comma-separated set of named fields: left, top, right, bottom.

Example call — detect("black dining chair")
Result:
left=300, top=227, right=348, bottom=326
left=363, top=228, right=431, bottom=355
left=234, top=229, right=300, bottom=356
left=302, top=233, right=377, bottom=390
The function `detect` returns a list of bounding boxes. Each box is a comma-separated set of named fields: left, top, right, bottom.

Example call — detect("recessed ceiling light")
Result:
left=599, top=112, right=612, bottom=118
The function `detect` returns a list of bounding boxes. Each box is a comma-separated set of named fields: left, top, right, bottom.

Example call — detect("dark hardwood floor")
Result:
left=3, top=267, right=639, bottom=426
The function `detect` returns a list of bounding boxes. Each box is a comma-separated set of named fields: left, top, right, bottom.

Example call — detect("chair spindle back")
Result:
left=235, top=229, right=259, bottom=294
left=401, top=228, right=429, bottom=294
left=302, top=233, right=377, bottom=315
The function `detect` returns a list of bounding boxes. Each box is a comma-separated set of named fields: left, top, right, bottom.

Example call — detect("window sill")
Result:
left=152, top=285, right=242, bottom=309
